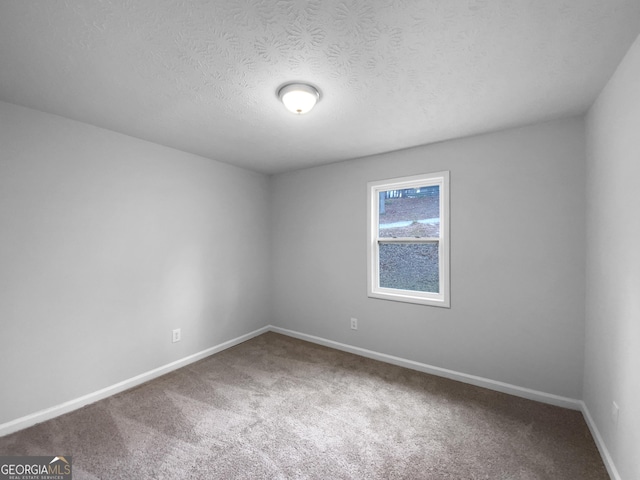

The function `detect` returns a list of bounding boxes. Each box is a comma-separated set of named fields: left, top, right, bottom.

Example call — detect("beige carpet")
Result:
left=0, top=332, right=607, bottom=479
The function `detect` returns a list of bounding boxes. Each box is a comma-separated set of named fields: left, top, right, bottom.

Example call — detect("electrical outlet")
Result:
left=612, top=401, right=619, bottom=426
left=350, top=318, right=358, bottom=330
left=172, top=328, right=181, bottom=343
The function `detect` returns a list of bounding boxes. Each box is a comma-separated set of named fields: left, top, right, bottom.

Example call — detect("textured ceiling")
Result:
left=0, top=1, right=639, bottom=174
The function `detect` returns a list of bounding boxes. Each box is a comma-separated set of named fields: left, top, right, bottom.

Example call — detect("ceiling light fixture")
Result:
left=278, top=83, right=320, bottom=115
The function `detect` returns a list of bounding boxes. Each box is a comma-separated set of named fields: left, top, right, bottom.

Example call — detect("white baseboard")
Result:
left=0, top=326, right=270, bottom=437
left=580, top=401, right=621, bottom=480
left=270, top=326, right=582, bottom=411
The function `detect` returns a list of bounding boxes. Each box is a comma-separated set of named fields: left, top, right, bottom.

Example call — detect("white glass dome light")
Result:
left=278, top=83, right=320, bottom=115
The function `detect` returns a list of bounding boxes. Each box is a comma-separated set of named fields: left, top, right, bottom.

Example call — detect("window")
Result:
left=368, top=172, right=450, bottom=307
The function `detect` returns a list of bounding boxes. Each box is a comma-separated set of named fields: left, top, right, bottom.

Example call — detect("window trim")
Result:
left=367, top=171, right=450, bottom=308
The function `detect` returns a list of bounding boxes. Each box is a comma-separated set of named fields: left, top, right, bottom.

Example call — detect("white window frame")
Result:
left=367, top=171, right=450, bottom=308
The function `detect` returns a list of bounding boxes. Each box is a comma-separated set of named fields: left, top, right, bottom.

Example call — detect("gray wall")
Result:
left=0, top=101, right=270, bottom=425
left=585, top=34, right=640, bottom=480
left=271, top=116, right=586, bottom=399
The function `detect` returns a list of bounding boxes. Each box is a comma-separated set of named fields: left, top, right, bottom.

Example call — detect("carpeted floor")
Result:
left=0, top=332, right=608, bottom=479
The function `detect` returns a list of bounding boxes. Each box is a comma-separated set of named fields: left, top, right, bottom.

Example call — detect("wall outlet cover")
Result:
left=172, top=328, right=181, bottom=343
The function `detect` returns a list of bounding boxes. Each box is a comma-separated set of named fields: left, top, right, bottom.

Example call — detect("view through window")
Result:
left=378, top=185, right=440, bottom=293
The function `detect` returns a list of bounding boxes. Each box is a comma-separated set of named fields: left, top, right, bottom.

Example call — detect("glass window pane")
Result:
left=379, top=243, right=439, bottom=293
left=378, top=186, right=439, bottom=238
